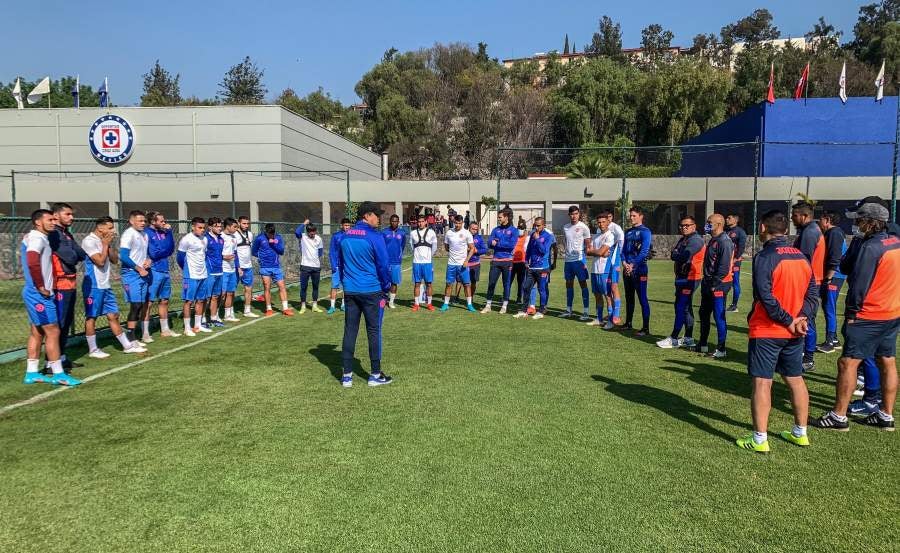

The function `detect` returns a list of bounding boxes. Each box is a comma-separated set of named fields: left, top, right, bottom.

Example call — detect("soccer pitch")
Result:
left=0, top=260, right=897, bottom=552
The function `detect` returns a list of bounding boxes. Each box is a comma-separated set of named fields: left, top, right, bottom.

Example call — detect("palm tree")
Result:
left=567, top=154, right=609, bottom=178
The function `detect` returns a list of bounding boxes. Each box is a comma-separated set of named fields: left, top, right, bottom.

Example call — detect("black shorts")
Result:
left=747, top=337, right=804, bottom=379
left=469, top=265, right=481, bottom=283
left=841, top=318, right=900, bottom=360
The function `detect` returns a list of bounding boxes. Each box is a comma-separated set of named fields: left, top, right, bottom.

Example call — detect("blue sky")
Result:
left=5, top=1, right=871, bottom=106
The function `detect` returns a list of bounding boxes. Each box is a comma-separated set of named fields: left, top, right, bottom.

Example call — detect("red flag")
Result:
left=766, top=62, right=775, bottom=104
left=794, top=62, right=809, bottom=100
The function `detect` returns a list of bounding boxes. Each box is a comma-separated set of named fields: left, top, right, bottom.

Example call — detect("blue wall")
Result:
left=678, top=97, right=898, bottom=177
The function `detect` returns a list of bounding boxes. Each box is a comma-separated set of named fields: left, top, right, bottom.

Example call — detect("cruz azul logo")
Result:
left=89, top=115, right=135, bottom=165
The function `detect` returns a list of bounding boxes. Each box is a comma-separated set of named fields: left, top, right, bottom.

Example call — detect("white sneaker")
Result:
left=532, top=312, right=544, bottom=320
left=579, top=312, right=592, bottom=321
left=196, top=326, right=213, bottom=333
left=244, top=311, right=260, bottom=318
left=558, top=310, right=573, bottom=318
left=586, top=319, right=602, bottom=326
left=602, top=320, right=615, bottom=330
left=498, top=305, right=508, bottom=314
left=681, top=337, right=696, bottom=348
left=184, top=328, right=197, bottom=337
left=161, top=330, right=181, bottom=338
left=123, top=345, right=147, bottom=354
left=513, top=311, right=528, bottom=319
left=480, top=305, right=491, bottom=314
left=656, top=336, right=680, bottom=349
left=711, top=348, right=727, bottom=359
left=88, top=350, right=111, bottom=359
left=389, top=302, right=396, bottom=309
left=141, top=335, right=154, bottom=343
left=224, top=316, right=240, bottom=322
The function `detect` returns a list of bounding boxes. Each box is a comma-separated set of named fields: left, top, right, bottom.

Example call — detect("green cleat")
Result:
left=779, top=431, right=810, bottom=447
left=735, top=435, right=770, bottom=453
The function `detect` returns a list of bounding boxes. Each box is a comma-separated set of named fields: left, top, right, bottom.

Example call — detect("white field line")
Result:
left=0, top=314, right=274, bottom=417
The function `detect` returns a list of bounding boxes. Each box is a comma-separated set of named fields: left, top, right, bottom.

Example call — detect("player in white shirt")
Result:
left=296, top=220, right=325, bottom=314
left=605, top=211, right=625, bottom=324
left=409, top=215, right=438, bottom=311
left=234, top=216, right=259, bottom=318
left=21, top=209, right=80, bottom=386
left=440, top=215, right=477, bottom=312
left=119, top=210, right=152, bottom=346
left=177, top=217, right=211, bottom=336
left=81, top=217, right=147, bottom=358
left=220, top=217, right=240, bottom=322
left=560, top=205, right=592, bottom=321
left=585, top=213, right=616, bottom=329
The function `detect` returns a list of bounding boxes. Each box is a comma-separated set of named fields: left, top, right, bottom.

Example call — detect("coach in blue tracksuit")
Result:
left=816, top=210, right=846, bottom=353
left=623, top=206, right=652, bottom=335
left=145, top=211, right=176, bottom=339
left=382, top=214, right=408, bottom=309
left=724, top=214, right=747, bottom=312
left=338, top=201, right=393, bottom=388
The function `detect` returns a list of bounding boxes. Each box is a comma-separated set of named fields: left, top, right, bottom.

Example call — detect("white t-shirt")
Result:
left=178, top=233, right=208, bottom=280
left=222, top=232, right=237, bottom=273
left=409, top=227, right=438, bottom=264
left=444, top=228, right=474, bottom=266
left=235, top=229, right=254, bottom=269
left=608, top=222, right=625, bottom=262
left=590, top=230, right=616, bottom=274
left=300, top=234, right=323, bottom=268
left=22, top=230, right=53, bottom=290
left=81, top=232, right=111, bottom=289
left=563, top=221, right=591, bottom=263
left=120, top=227, right=149, bottom=270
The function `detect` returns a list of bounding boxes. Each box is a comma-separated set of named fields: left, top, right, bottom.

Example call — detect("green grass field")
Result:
left=1, top=260, right=897, bottom=552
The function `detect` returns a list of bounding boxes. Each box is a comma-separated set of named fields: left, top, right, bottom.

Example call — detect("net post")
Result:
left=9, top=170, right=15, bottom=218
left=230, top=170, right=236, bottom=219
left=117, top=171, right=123, bottom=229
left=620, top=147, right=627, bottom=228
left=345, top=170, right=350, bottom=206
left=752, top=137, right=761, bottom=255
left=494, top=154, right=502, bottom=209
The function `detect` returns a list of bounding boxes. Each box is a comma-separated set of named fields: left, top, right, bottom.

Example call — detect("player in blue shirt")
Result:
left=382, top=214, right=408, bottom=309
left=514, top=217, right=557, bottom=319
left=337, top=201, right=393, bottom=388
left=251, top=224, right=294, bottom=316
left=205, top=217, right=226, bottom=327
left=328, top=218, right=352, bottom=314
left=143, top=211, right=178, bottom=340
left=623, top=206, right=653, bottom=335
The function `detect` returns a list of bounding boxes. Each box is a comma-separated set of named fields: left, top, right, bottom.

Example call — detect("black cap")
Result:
left=357, top=201, right=385, bottom=217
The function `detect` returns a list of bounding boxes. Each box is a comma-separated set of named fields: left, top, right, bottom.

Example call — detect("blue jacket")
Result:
left=525, top=230, right=556, bottom=269
left=488, top=224, right=518, bottom=261
left=338, top=221, right=391, bottom=293
left=205, top=232, right=225, bottom=275
left=145, top=228, right=175, bottom=273
left=329, top=231, right=344, bottom=271
left=382, top=227, right=408, bottom=265
left=251, top=233, right=285, bottom=269
left=469, top=234, right=488, bottom=266
left=624, top=225, right=652, bottom=267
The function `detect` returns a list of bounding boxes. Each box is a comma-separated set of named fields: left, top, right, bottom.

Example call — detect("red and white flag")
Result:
left=793, top=62, right=809, bottom=100
left=766, top=62, right=775, bottom=104
left=839, top=61, right=847, bottom=103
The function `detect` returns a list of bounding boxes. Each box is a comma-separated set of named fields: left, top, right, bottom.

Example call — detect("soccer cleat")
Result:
left=161, top=330, right=182, bottom=337
left=711, top=348, right=727, bottom=359
left=602, top=320, right=614, bottom=329
left=283, top=309, right=295, bottom=316
left=513, top=311, right=529, bottom=319
left=88, top=350, right=111, bottom=359
left=341, top=375, right=353, bottom=388
left=123, top=345, right=147, bottom=354
left=480, top=305, right=491, bottom=314
left=426, top=304, right=436, bottom=312
left=611, top=316, right=622, bottom=325
left=311, top=304, right=323, bottom=313
left=498, top=305, right=508, bottom=314
left=810, top=412, right=850, bottom=431
left=579, top=312, right=592, bottom=321
left=244, top=311, right=260, bottom=318
left=621, top=323, right=633, bottom=331
left=532, top=312, right=545, bottom=320
left=133, top=340, right=147, bottom=348
left=848, top=399, right=880, bottom=417
left=656, top=336, right=680, bottom=349
left=802, top=360, right=816, bottom=372
left=726, top=305, right=739, bottom=313
left=586, top=319, right=602, bottom=326
left=299, top=305, right=307, bottom=314
left=411, top=304, right=420, bottom=312
left=210, top=320, right=225, bottom=327
left=388, top=302, right=396, bottom=309
left=265, top=310, right=275, bottom=317
left=779, top=431, right=811, bottom=447
left=681, top=337, right=696, bottom=348
left=816, top=341, right=835, bottom=354
left=327, top=307, right=336, bottom=315
left=368, top=373, right=393, bottom=386
left=224, top=316, right=240, bottom=322
left=557, top=310, right=573, bottom=318
left=184, top=328, right=197, bottom=337
left=440, top=304, right=450, bottom=312
left=735, top=435, right=770, bottom=453
left=857, top=413, right=895, bottom=431
left=635, top=329, right=650, bottom=337
left=195, top=326, right=213, bottom=333
left=526, top=306, right=536, bottom=316
left=50, top=373, right=82, bottom=387
left=830, top=338, right=842, bottom=349
left=466, top=304, right=477, bottom=313
left=23, top=372, right=51, bottom=385
left=141, top=335, right=155, bottom=343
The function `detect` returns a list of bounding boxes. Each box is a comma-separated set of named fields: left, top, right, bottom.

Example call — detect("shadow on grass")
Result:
left=592, top=374, right=749, bottom=443
left=308, top=343, right=368, bottom=382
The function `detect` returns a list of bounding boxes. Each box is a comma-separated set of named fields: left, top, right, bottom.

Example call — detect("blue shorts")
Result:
left=591, top=273, right=611, bottom=295
left=390, top=264, right=402, bottom=286
left=148, top=270, right=171, bottom=301
left=122, top=271, right=150, bottom=304
left=609, top=265, right=621, bottom=284
left=22, top=287, right=58, bottom=326
left=446, top=264, right=470, bottom=285
left=84, top=287, right=120, bottom=319
left=222, top=271, right=238, bottom=293
left=842, top=318, right=900, bottom=360
left=182, top=277, right=209, bottom=302
left=748, top=337, right=803, bottom=379
left=331, top=271, right=341, bottom=289
left=208, top=274, right=223, bottom=296
left=238, top=267, right=254, bottom=287
left=260, top=267, right=284, bottom=282
left=413, top=262, right=433, bottom=284
left=564, top=260, right=589, bottom=282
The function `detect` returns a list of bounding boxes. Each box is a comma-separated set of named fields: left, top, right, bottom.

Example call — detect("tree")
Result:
left=640, top=24, right=675, bottom=64
left=720, top=8, right=780, bottom=47
left=564, top=34, right=570, bottom=55
left=0, top=76, right=99, bottom=109
left=805, top=16, right=842, bottom=54
left=585, top=16, right=623, bottom=58
left=219, top=56, right=267, bottom=105
left=140, top=60, right=181, bottom=107
left=849, top=0, right=900, bottom=66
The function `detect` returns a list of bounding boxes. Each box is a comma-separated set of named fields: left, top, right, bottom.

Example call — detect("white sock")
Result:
left=266, top=304, right=272, bottom=312
left=502, top=301, right=508, bottom=309
left=26, top=358, right=39, bottom=373
left=245, top=304, right=252, bottom=313
left=879, top=410, right=894, bottom=422
left=160, top=318, right=170, bottom=332
left=427, top=295, right=432, bottom=305
left=791, top=425, right=807, bottom=438
left=184, top=318, right=192, bottom=330
left=201, top=316, right=208, bottom=325
left=282, top=301, right=289, bottom=310
left=116, top=333, right=132, bottom=348
left=86, top=334, right=98, bottom=352
left=753, top=431, right=767, bottom=444
left=48, top=359, right=64, bottom=375
left=414, top=296, right=420, bottom=305
left=485, top=300, right=492, bottom=307
left=142, top=321, right=150, bottom=337
left=467, top=296, right=473, bottom=305
left=444, top=295, right=450, bottom=305
left=389, top=293, right=396, bottom=303
left=330, top=298, right=336, bottom=308
left=829, top=410, right=848, bottom=422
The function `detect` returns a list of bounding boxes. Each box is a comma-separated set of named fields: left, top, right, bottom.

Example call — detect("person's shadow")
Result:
left=591, top=374, right=750, bottom=443
left=309, top=343, right=368, bottom=382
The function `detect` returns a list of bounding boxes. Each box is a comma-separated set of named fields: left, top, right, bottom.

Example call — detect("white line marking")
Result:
left=0, top=314, right=275, bottom=417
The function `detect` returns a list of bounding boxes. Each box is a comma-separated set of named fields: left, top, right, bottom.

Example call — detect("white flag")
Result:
left=874, top=59, right=885, bottom=102
left=27, top=76, right=50, bottom=104
left=12, top=78, right=23, bottom=109
left=839, top=61, right=847, bottom=103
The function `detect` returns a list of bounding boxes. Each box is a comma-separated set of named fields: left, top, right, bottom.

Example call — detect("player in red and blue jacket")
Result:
left=661, top=216, right=705, bottom=347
